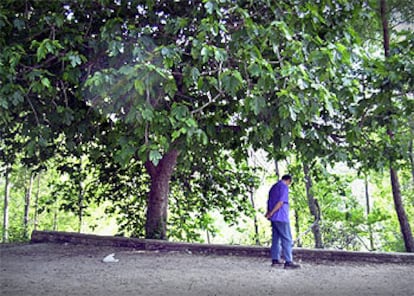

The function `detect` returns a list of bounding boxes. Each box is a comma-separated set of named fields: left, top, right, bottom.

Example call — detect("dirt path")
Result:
left=1, top=243, right=413, bottom=296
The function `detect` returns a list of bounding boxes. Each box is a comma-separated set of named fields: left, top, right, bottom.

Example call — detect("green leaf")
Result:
left=141, top=107, right=154, bottom=121
left=0, top=99, right=8, bottom=109
left=171, top=130, right=182, bottom=141
left=281, top=134, right=290, bottom=148
left=108, top=40, right=124, bottom=57
left=336, top=43, right=350, bottom=64
left=134, top=80, right=145, bottom=95
left=273, top=21, right=292, bottom=41
left=185, top=118, right=197, bottom=127
left=248, top=96, right=266, bottom=115
left=205, top=1, right=215, bottom=14
left=288, top=106, right=297, bottom=121
left=13, top=18, right=25, bottom=31
left=164, top=78, right=177, bottom=97
left=68, top=54, right=82, bottom=67
left=197, top=130, right=208, bottom=145
left=149, top=150, right=162, bottom=166
left=171, top=103, right=189, bottom=120
left=214, top=48, right=227, bottom=62
left=324, top=98, right=334, bottom=116
left=115, top=145, right=136, bottom=167
left=41, top=77, right=51, bottom=88
left=190, top=67, right=200, bottom=83
left=34, top=39, right=63, bottom=62
left=221, top=70, right=243, bottom=95
left=11, top=91, right=24, bottom=106
left=247, top=63, right=261, bottom=77
left=201, top=46, right=212, bottom=63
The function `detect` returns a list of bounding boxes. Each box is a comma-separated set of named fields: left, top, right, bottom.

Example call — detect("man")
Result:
left=265, top=174, right=301, bottom=269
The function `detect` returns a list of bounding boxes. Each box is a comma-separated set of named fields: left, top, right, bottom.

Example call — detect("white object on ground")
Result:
left=102, top=253, right=119, bottom=263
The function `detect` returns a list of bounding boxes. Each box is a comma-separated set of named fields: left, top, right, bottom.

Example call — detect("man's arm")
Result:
left=265, top=201, right=284, bottom=219
left=279, top=184, right=289, bottom=202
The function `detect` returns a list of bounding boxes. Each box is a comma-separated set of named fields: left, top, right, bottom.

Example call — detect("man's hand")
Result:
left=266, top=201, right=283, bottom=220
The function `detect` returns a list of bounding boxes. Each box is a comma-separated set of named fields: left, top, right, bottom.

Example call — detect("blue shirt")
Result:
left=267, top=180, right=290, bottom=222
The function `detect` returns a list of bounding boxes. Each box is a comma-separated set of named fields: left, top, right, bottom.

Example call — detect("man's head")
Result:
left=281, top=174, right=292, bottom=186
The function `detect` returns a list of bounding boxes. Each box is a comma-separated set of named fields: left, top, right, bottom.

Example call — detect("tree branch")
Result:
left=190, top=92, right=222, bottom=115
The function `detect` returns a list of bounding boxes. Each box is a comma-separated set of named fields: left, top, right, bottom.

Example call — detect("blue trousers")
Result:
left=271, top=221, right=293, bottom=263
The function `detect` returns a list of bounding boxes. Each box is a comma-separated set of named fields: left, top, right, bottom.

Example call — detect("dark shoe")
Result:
left=271, top=259, right=284, bottom=267
left=284, top=261, right=301, bottom=269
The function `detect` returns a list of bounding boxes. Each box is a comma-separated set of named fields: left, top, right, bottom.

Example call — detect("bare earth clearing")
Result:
left=1, top=242, right=413, bottom=296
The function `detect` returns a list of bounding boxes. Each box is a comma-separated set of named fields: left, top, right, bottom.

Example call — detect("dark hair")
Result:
left=281, top=174, right=292, bottom=181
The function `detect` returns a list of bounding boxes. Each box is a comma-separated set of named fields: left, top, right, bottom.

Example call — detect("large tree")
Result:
left=232, top=0, right=371, bottom=249
left=377, top=0, right=413, bottom=251
left=1, top=0, right=261, bottom=239
left=339, top=0, right=414, bottom=252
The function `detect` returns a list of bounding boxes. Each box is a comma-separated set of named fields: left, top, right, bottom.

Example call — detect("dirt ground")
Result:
left=1, top=242, right=413, bottom=296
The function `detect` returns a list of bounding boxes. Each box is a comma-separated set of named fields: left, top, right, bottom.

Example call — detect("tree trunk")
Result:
left=409, top=140, right=414, bottom=184
left=145, top=149, right=179, bottom=240
left=53, top=197, right=58, bottom=231
left=294, top=209, right=302, bottom=247
left=364, top=175, right=375, bottom=251
left=3, top=167, right=11, bottom=243
left=303, top=164, right=323, bottom=248
left=380, top=0, right=390, bottom=57
left=390, top=167, right=414, bottom=252
left=380, top=0, right=414, bottom=252
left=34, top=173, right=41, bottom=231
left=274, top=159, right=280, bottom=179
left=78, top=189, right=84, bottom=233
left=24, top=171, right=34, bottom=240
left=249, top=188, right=260, bottom=245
